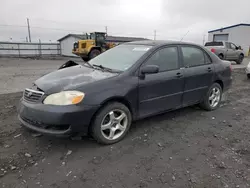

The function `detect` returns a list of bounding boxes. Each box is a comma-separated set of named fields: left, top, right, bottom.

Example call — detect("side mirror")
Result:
left=141, top=65, right=159, bottom=75
left=235, top=46, right=239, bottom=50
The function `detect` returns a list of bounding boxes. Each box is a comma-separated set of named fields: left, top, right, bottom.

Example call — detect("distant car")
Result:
left=246, top=62, right=250, bottom=79
left=18, top=40, right=232, bottom=144
left=205, top=41, right=244, bottom=64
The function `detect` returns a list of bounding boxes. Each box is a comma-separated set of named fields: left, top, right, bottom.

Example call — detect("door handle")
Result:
left=176, top=72, right=183, bottom=78
left=207, top=67, right=212, bottom=72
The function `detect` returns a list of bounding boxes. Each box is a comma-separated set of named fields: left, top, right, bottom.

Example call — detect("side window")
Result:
left=204, top=53, right=212, bottom=64
left=230, top=43, right=236, bottom=50
left=144, top=47, right=179, bottom=72
left=181, top=46, right=205, bottom=67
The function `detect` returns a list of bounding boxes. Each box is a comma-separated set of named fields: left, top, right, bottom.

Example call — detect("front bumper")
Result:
left=18, top=98, right=99, bottom=136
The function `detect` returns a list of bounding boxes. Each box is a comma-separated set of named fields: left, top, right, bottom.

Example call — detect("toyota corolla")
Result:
left=18, top=40, right=232, bottom=144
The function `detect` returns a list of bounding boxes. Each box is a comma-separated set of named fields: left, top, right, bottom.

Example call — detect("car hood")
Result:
left=35, top=65, right=117, bottom=94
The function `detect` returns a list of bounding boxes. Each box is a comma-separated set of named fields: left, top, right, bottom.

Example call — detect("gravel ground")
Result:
left=0, top=68, right=250, bottom=187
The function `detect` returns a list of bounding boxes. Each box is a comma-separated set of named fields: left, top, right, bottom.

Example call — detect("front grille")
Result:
left=23, top=88, right=44, bottom=103
left=81, top=43, right=86, bottom=49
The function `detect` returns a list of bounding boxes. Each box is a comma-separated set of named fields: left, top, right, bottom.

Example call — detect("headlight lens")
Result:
left=43, top=91, right=85, bottom=105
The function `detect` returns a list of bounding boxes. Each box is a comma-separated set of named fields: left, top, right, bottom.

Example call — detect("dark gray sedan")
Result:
left=18, top=40, right=232, bottom=144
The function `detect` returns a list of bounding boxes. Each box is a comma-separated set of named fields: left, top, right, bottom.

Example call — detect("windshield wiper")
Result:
left=92, top=64, right=114, bottom=72
left=82, top=61, right=94, bottom=68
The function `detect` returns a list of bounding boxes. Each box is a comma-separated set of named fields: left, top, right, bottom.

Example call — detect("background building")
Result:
left=58, top=34, right=147, bottom=56
left=208, top=23, right=250, bottom=56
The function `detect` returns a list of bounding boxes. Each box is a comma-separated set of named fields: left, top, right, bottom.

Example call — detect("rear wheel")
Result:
left=218, top=54, right=224, bottom=60
left=200, top=83, right=222, bottom=111
left=91, top=102, right=132, bottom=145
left=89, top=49, right=101, bottom=59
left=236, top=54, right=244, bottom=64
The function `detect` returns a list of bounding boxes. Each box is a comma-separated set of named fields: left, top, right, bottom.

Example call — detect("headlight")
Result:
left=43, top=91, right=85, bottom=105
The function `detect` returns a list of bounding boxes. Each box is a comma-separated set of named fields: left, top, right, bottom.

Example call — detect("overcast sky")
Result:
left=1, top=0, right=250, bottom=43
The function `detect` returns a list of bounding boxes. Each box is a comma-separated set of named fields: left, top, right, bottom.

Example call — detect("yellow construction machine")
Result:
left=72, top=32, right=116, bottom=61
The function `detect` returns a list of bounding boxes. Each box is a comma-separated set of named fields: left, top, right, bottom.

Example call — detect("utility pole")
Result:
left=154, top=30, right=156, bottom=40
left=105, top=26, right=108, bottom=35
left=27, top=18, right=31, bottom=42
left=202, top=34, right=206, bottom=45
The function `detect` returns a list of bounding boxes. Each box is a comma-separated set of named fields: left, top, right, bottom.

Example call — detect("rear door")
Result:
left=225, top=42, right=236, bottom=60
left=138, top=46, right=185, bottom=117
left=181, top=45, right=214, bottom=106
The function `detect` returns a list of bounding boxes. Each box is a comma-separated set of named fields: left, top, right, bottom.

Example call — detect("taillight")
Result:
left=229, top=64, right=232, bottom=71
left=211, top=48, right=216, bottom=53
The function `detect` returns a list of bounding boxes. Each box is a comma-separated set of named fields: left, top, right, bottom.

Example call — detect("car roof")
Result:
left=126, top=40, right=199, bottom=47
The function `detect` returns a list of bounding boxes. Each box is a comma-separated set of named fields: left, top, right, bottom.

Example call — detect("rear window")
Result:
left=205, top=42, right=223, bottom=46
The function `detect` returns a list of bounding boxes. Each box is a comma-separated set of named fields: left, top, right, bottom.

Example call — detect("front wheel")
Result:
left=236, top=54, right=244, bottom=64
left=91, top=102, right=132, bottom=144
left=200, top=83, right=222, bottom=111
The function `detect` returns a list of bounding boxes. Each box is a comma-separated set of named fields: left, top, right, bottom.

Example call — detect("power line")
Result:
left=0, top=24, right=85, bottom=33
left=32, top=18, right=107, bottom=28
left=0, top=24, right=158, bottom=37
left=0, top=24, right=27, bottom=28
left=180, top=30, right=190, bottom=41
left=0, top=22, right=160, bottom=41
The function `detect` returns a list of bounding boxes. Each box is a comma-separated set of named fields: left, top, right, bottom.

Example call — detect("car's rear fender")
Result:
left=213, top=60, right=232, bottom=91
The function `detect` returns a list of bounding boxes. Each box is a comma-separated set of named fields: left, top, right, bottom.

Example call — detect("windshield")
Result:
left=88, top=44, right=152, bottom=71
left=90, top=33, right=95, bottom=39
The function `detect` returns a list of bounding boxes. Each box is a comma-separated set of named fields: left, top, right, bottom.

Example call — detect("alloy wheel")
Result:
left=101, top=109, right=128, bottom=140
left=209, top=87, right=221, bottom=108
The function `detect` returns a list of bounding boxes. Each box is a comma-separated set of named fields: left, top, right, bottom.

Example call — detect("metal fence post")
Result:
left=39, top=39, right=42, bottom=58
left=18, top=44, right=20, bottom=58
left=58, top=43, right=61, bottom=55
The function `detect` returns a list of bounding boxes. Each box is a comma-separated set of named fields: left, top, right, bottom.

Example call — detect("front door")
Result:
left=225, top=42, right=236, bottom=60
left=180, top=45, right=214, bottom=105
left=229, top=42, right=238, bottom=59
left=138, top=46, right=185, bottom=118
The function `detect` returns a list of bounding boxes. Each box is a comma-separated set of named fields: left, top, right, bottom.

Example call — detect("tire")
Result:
left=81, top=57, right=89, bottom=62
left=218, top=54, right=224, bottom=60
left=236, top=54, right=244, bottom=64
left=200, top=83, right=222, bottom=111
left=247, top=74, right=250, bottom=79
left=89, top=49, right=101, bottom=59
left=91, top=102, right=132, bottom=145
